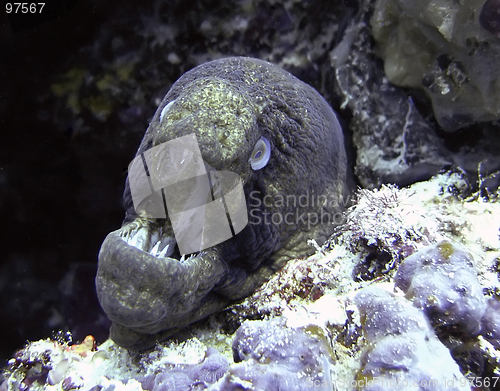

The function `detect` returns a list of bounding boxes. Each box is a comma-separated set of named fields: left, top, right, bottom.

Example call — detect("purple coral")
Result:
left=188, top=348, right=228, bottom=384
left=140, top=348, right=228, bottom=391
left=354, top=287, right=470, bottom=391
left=354, top=286, right=430, bottom=343
left=152, top=372, right=192, bottom=391
left=215, top=318, right=334, bottom=391
left=395, top=241, right=487, bottom=336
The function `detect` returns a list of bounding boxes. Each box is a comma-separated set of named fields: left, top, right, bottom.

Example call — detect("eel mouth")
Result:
left=96, top=218, right=229, bottom=335
left=117, top=220, right=199, bottom=262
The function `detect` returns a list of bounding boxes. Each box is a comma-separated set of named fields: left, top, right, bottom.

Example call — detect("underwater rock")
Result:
left=331, top=10, right=452, bottom=188
left=395, top=241, right=487, bottom=336
left=355, top=287, right=429, bottom=343
left=480, top=297, right=500, bottom=349
left=354, top=287, right=471, bottom=391
left=150, top=372, right=192, bottom=391
left=141, top=348, right=229, bottom=391
left=187, top=347, right=229, bottom=384
left=480, top=0, right=500, bottom=34
left=215, top=318, right=334, bottom=391
left=96, top=57, right=352, bottom=350
left=371, top=0, right=500, bottom=131
left=331, top=2, right=500, bottom=190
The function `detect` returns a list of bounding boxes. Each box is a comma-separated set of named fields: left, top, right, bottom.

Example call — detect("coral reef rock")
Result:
left=331, top=11, right=452, bottom=188
left=395, top=241, right=487, bottom=336
left=372, top=0, right=500, bottom=131
left=216, top=318, right=334, bottom=391
left=354, top=287, right=471, bottom=391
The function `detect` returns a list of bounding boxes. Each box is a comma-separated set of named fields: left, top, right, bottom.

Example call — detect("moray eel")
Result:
left=96, top=57, right=352, bottom=350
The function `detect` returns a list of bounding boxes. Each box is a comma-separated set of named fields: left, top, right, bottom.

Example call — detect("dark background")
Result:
left=1, top=0, right=131, bottom=364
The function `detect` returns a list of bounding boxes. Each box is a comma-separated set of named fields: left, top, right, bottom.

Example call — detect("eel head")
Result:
left=96, top=57, right=352, bottom=350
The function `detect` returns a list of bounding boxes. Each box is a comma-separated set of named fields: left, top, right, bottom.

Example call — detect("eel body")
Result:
left=96, top=57, right=352, bottom=350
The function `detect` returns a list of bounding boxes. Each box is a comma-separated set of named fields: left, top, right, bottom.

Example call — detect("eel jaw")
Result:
left=118, top=220, right=188, bottom=262
left=95, top=220, right=230, bottom=349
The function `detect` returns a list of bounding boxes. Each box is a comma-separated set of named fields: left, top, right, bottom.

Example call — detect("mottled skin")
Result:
left=96, top=57, right=351, bottom=350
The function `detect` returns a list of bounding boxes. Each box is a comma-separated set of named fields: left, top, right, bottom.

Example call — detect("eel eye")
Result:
left=159, top=100, right=175, bottom=123
left=249, top=136, right=271, bottom=170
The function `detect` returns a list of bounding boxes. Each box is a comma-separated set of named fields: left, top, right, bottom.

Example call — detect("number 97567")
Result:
left=6, top=3, right=45, bottom=14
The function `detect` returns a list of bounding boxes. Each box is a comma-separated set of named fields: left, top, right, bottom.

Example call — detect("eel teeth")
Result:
left=150, top=240, right=161, bottom=255
left=120, top=222, right=179, bottom=259
left=157, top=244, right=171, bottom=258
left=179, top=253, right=197, bottom=263
left=127, top=227, right=149, bottom=251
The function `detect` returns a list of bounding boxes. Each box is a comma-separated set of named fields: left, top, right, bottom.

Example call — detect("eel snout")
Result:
left=95, top=220, right=230, bottom=348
